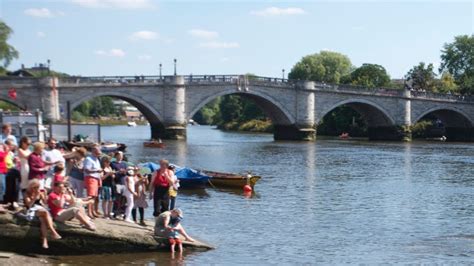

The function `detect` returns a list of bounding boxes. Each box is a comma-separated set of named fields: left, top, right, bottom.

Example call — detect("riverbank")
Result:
left=0, top=211, right=212, bottom=256
left=67, top=117, right=148, bottom=126
left=217, top=119, right=273, bottom=133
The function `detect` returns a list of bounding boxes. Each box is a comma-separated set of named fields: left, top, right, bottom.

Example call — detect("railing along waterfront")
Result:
left=0, top=75, right=472, bottom=102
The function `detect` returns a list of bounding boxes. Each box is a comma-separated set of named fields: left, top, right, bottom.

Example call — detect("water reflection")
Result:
left=52, top=126, right=474, bottom=265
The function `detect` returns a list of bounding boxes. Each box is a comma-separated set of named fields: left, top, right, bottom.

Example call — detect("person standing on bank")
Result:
left=0, top=124, right=17, bottom=146
left=18, top=136, right=32, bottom=194
left=83, top=145, right=102, bottom=218
left=149, top=159, right=174, bottom=217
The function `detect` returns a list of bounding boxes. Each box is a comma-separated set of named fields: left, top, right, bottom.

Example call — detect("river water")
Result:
left=57, top=125, right=473, bottom=264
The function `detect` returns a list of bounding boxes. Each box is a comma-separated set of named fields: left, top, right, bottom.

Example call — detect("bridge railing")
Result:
left=410, top=90, right=474, bottom=102
left=59, top=75, right=166, bottom=85
left=314, top=82, right=405, bottom=97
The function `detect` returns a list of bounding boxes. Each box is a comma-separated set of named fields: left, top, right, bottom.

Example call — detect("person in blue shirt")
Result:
left=0, top=124, right=17, bottom=147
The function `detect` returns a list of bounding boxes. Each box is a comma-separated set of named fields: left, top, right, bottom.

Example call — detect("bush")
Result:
left=411, top=120, right=433, bottom=138
left=238, top=119, right=273, bottom=133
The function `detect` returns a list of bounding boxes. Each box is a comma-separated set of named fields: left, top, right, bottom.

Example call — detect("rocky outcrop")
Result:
left=0, top=212, right=213, bottom=255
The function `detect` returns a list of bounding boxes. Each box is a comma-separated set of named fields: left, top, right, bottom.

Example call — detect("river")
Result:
left=56, top=125, right=473, bottom=264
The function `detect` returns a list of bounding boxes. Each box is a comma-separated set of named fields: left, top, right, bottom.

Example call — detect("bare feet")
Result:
left=84, top=222, right=96, bottom=231
left=185, top=237, right=195, bottom=242
left=52, top=234, right=62, bottom=240
left=42, top=239, right=49, bottom=249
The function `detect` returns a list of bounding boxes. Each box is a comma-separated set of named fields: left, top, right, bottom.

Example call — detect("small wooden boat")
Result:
left=339, top=132, right=350, bottom=139
left=176, top=167, right=210, bottom=189
left=62, top=141, right=127, bottom=153
left=202, top=170, right=261, bottom=189
left=426, top=136, right=447, bottom=142
left=143, top=141, right=165, bottom=148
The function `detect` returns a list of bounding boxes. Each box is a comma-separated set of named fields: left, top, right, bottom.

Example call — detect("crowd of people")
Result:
left=0, top=123, right=193, bottom=253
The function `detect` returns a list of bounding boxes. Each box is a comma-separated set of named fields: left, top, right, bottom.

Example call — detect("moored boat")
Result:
left=339, top=132, right=350, bottom=139
left=175, top=167, right=210, bottom=189
left=127, top=121, right=137, bottom=127
left=202, top=170, right=261, bottom=189
left=61, top=141, right=127, bottom=153
left=138, top=162, right=210, bottom=189
left=143, top=140, right=166, bottom=148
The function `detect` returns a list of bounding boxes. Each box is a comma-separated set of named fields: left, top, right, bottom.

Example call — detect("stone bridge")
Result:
left=0, top=75, right=473, bottom=141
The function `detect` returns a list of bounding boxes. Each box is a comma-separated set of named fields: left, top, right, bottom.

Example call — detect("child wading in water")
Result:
left=168, top=211, right=184, bottom=253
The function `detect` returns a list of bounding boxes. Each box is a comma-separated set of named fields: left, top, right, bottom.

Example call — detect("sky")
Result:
left=0, top=0, right=473, bottom=78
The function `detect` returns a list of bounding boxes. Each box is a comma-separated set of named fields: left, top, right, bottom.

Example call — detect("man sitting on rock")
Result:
left=47, top=182, right=96, bottom=231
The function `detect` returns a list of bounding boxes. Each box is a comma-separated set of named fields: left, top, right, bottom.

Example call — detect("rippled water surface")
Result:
left=58, top=125, right=474, bottom=264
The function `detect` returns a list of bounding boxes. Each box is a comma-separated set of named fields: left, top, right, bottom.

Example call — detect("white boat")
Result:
left=127, top=121, right=137, bottom=127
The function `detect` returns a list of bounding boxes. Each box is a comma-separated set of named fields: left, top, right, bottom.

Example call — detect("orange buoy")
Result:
left=243, top=184, right=252, bottom=193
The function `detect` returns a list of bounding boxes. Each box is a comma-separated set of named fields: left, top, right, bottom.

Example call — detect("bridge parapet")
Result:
left=410, top=90, right=474, bottom=103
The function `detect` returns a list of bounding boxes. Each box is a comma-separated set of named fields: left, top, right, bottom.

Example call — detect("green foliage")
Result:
left=411, top=120, right=434, bottom=138
left=343, top=63, right=391, bottom=88
left=405, top=62, right=437, bottom=91
left=288, top=51, right=352, bottom=83
left=71, top=111, right=87, bottom=122
left=74, top=96, right=117, bottom=118
left=192, top=94, right=269, bottom=132
left=193, top=98, right=221, bottom=125
left=0, top=21, right=18, bottom=69
left=30, top=69, right=70, bottom=78
left=440, top=34, right=474, bottom=94
left=435, top=72, right=459, bottom=93
left=317, top=106, right=367, bottom=136
left=238, top=119, right=272, bottom=132
left=0, top=100, right=19, bottom=111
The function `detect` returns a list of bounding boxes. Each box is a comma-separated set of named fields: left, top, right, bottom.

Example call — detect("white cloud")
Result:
left=72, top=0, right=154, bottom=9
left=220, top=57, right=230, bottom=62
left=95, top=48, right=125, bottom=57
left=138, top=54, right=152, bottom=61
left=36, top=31, right=46, bottom=38
left=24, top=8, right=65, bottom=18
left=24, top=8, right=54, bottom=18
left=188, top=29, right=219, bottom=39
left=129, top=30, right=158, bottom=41
left=199, top=41, right=240, bottom=49
left=250, top=7, right=306, bottom=17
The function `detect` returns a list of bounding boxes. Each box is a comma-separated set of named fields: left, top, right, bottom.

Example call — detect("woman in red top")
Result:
left=149, top=159, right=174, bottom=217
left=0, top=143, right=9, bottom=202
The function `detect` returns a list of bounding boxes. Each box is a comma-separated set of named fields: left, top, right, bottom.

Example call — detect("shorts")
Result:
left=169, top=238, right=182, bottom=245
left=55, top=207, right=80, bottom=222
left=100, top=186, right=115, bottom=201
left=85, top=176, right=100, bottom=197
left=26, top=205, right=46, bottom=222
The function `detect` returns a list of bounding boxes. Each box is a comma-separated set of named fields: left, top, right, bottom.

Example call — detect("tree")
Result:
left=436, top=72, right=458, bottom=93
left=0, top=21, right=19, bottom=73
left=405, top=62, right=437, bottom=91
left=288, top=51, right=352, bottom=83
left=343, top=63, right=391, bottom=88
left=439, top=34, right=474, bottom=94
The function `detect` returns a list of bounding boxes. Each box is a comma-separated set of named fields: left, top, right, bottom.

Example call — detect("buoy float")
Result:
left=243, top=184, right=252, bottom=193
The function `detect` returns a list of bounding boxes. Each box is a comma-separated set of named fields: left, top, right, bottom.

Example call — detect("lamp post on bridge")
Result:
left=173, top=58, right=177, bottom=76
left=282, top=69, right=285, bottom=80
left=159, top=63, right=162, bottom=80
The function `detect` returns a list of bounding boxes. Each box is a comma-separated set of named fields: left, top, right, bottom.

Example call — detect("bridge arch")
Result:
left=0, top=97, right=25, bottom=111
left=187, top=88, right=296, bottom=126
left=414, top=107, right=473, bottom=128
left=317, top=99, right=396, bottom=127
left=69, top=91, right=164, bottom=126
